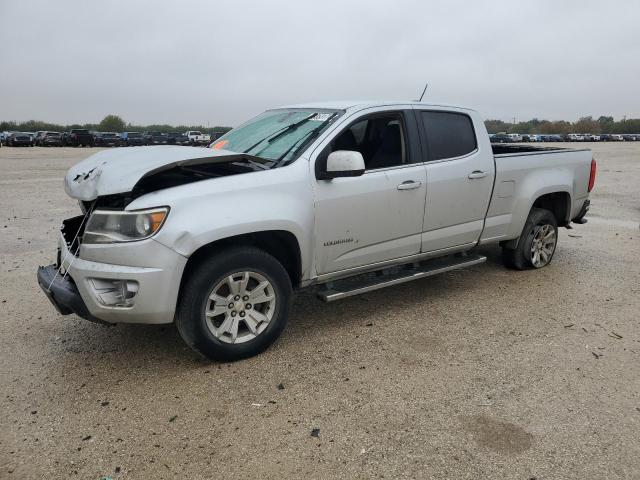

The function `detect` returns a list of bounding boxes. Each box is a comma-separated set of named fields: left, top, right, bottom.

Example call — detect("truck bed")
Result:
left=481, top=144, right=593, bottom=245
left=491, top=144, right=584, bottom=156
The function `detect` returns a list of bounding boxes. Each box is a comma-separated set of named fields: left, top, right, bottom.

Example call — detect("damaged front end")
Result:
left=64, top=145, right=269, bottom=203
left=39, top=146, right=260, bottom=324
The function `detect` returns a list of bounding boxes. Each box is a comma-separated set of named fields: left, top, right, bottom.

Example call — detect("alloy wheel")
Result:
left=204, top=271, right=276, bottom=344
left=530, top=224, right=556, bottom=267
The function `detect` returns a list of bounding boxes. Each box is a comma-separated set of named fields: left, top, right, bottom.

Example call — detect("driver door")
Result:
left=312, top=109, right=427, bottom=276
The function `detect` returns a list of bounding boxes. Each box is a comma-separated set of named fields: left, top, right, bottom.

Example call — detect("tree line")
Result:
left=485, top=116, right=640, bottom=135
left=0, top=115, right=232, bottom=136
left=2, top=113, right=638, bottom=136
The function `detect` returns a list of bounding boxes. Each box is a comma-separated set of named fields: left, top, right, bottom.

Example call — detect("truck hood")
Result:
left=64, top=146, right=253, bottom=201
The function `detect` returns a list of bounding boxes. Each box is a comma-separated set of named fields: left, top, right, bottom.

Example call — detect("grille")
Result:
left=61, top=214, right=88, bottom=255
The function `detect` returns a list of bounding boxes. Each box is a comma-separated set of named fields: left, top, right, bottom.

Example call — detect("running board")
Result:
left=317, top=254, right=487, bottom=302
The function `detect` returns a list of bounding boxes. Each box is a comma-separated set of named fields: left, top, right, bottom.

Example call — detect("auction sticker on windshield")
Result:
left=310, top=113, right=333, bottom=121
left=212, top=140, right=228, bottom=150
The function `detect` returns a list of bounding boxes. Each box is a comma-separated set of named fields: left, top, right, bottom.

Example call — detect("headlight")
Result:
left=83, top=207, right=169, bottom=244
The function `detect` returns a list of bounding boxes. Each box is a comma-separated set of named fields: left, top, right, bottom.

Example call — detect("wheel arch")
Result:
left=531, top=191, right=572, bottom=226
left=177, top=230, right=302, bottom=308
left=502, top=190, right=571, bottom=249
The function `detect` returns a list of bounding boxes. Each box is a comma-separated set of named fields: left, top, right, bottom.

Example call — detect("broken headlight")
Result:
left=83, top=207, right=169, bottom=244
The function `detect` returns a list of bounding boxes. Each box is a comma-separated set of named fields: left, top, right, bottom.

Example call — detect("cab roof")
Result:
left=279, top=100, right=475, bottom=113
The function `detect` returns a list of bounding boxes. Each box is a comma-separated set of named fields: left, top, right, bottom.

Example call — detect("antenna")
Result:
left=418, top=82, right=429, bottom=102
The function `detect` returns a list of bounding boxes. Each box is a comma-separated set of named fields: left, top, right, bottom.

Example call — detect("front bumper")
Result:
left=38, top=232, right=187, bottom=324
left=37, top=265, right=105, bottom=323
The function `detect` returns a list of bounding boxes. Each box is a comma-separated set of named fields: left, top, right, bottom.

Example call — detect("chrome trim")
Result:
left=422, top=148, right=480, bottom=165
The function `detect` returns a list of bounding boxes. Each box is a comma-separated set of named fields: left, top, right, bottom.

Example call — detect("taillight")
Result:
left=588, top=158, right=596, bottom=192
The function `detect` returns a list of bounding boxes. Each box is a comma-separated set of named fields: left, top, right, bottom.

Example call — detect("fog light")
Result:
left=89, top=278, right=138, bottom=307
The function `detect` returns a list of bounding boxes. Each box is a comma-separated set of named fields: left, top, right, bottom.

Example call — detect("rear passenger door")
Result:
left=416, top=109, right=495, bottom=252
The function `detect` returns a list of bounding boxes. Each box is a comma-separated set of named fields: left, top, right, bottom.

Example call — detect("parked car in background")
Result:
left=210, top=131, right=227, bottom=142
left=0, top=131, right=11, bottom=145
left=567, top=134, right=585, bottom=142
left=610, top=134, right=624, bottom=141
left=94, top=132, right=123, bottom=147
left=33, top=131, right=47, bottom=145
left=167, top=132, right=190, bottom=145
left=121, top=132, right=146, bottom=146
left=39, top=131, right=63, bottom=147
left=144, top=132, right=169, bottom=145
left=64, top=129, right=94, bottom=147
left=507, top=133, right=523, bottom=142
left=523, top=134, right=540, bottom=142
left=185, top=130, right=211, bottom=146
left=621, top=134, right=639, bottom=141
left=490, top=133, right=514, bottom=143
left=6, top=132, right=34, bottom=146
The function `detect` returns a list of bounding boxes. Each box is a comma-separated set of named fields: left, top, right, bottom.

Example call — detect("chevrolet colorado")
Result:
left=38, top=101, right=595, bottom=360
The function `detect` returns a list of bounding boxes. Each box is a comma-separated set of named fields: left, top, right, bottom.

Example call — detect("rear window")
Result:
left=72, top=129, right=89, bottom=134
left=420, top=111, right=477, bottom=161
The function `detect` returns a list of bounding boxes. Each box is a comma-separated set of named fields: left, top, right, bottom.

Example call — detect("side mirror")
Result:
left=322, top=150, right=365, bottom=179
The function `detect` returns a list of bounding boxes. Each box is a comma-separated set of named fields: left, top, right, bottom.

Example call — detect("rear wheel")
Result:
left=176, top=246, right=292, bottom=361
left=502, top=208, right=558, bottom=270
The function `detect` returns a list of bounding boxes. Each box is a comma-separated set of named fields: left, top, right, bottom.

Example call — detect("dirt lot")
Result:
left=1, top=143, right=639, bottom=479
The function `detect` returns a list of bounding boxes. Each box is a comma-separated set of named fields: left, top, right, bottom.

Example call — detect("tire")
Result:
left=176, top=246, right=292, bottom=361
left=502, top=208, right=558, bottom=270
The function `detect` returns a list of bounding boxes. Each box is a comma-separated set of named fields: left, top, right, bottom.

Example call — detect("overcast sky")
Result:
left=1, top=0, right=639, bottom=126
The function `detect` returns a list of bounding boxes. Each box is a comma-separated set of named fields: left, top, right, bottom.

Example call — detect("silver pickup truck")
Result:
left=38, top=101, right=596, bottom=360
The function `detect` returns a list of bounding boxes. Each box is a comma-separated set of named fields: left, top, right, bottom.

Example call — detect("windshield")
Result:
left=211, top=109, right=341, bottom=164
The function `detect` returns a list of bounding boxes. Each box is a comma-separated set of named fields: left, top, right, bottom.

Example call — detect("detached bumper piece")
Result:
left=37, top=265, right=107, bottom=324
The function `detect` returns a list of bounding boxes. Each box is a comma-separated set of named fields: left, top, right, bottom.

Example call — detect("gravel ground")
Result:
left=1, top=143, right=639, bottom=479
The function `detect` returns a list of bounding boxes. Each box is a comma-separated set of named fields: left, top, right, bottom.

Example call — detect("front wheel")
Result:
left=502, top=208, right=558, bottom=270
left=176, top=246, right=292, bottom=361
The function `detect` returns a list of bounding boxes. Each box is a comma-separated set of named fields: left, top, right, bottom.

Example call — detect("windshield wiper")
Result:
left=244, top=158, right=271, bottom=170
left=273, top=112, right=338, bottom=168
left=242, top=113, right=316, bottom=155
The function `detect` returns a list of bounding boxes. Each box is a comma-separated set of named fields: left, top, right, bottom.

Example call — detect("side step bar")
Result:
left=317, top=254, right=487, bottom=302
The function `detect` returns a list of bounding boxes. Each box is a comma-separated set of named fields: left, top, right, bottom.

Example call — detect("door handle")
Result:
left=468, top=170, right=487, bottom=179
left=397, top=180, right=422, bottom=191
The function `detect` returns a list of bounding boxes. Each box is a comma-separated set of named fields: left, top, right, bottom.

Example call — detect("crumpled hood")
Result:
left=64, top=146, right=245, bottom=200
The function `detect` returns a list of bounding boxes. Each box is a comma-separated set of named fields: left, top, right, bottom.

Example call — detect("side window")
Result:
left=421, top=111, right=477, bottom=161
left=328, top=113, right=407, bottom=170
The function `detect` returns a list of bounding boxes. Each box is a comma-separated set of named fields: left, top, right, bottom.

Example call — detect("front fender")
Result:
left=128, top=160, right=314, bottom=279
